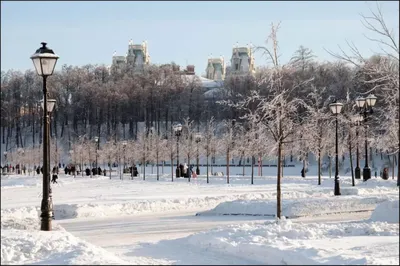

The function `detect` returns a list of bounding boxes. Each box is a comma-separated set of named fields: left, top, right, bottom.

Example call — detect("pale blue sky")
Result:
left=1, top=1, right=399, bottom=75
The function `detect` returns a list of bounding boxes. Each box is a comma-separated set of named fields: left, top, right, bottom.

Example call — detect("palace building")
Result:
left=111, top=39, right=150, bottom=71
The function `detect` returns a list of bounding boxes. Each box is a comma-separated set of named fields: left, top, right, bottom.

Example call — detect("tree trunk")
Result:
left=226, top=148, right=230, bottom=184
left=349, top=133, right=355, bottom=186
left=251, top=155, right=254, bottom=185
left=318, top=149, right=321, bottom=185
left=277, top=140, right=282, bottom=219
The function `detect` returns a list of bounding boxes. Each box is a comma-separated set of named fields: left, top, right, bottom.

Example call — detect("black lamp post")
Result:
left=329, top=100, right=343, bottom=196
left=352, top=114, right=363, bottom=179
left=40, top=98, right=56, bottom=219
left=40, top=98, right=56, bottom=175
left=355, top=94, right=377, bottom=181
left=31, top=42, right=59, bottom=231
left=94, top=136, right=99, bottom=175
left=195, top=133, right=202, bottom=175
left=173, top=123, right=182, bottom=178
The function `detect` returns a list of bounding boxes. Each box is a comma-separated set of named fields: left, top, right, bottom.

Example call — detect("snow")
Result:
left=370, top=199, right=399, bottom=223
left=196, top=195, right=393, bottom=218
left=1, top=170, right=399, bottom=265
left=1, top=229, right=135, bottom=265
left=177, top=219, right=399, bottom=265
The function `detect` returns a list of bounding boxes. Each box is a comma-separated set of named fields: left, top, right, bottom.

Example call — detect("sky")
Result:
left=1, top=1, right=399, bottom=75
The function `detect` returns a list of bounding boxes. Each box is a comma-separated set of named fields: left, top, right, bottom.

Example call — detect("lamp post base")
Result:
left=196, top=167, right=200, bottom=175
left=363, top=167, right=371, bottom=181
left=355, top=167, right=361, bottom=179
left=40, top=198, right=53, bottom=231
left=176, top=168, right=181, bottom=178
left=334, top=176, right=341, bottom=196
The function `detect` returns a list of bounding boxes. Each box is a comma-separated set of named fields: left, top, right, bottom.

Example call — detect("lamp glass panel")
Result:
left=31, top=57, right=43, bottom=76
left=355, top=97, right=365, bottom=108
left=366, top=94, right=377, bottom=107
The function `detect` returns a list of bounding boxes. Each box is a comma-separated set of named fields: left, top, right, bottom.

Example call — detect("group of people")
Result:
left=129, top=165, right=139, bottom=177
left=1, top=164, right=26, bottom=174
left=178, top=163, right=197, bottom=178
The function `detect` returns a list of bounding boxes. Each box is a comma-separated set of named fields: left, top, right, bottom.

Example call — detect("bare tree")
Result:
left=326, top=2, right=399, bottom=184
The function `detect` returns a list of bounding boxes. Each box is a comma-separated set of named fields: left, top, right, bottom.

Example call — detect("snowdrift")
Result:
left=196, top=196, right=393, bottom=218
left=1, top=229, right=133, bottom=265
left=370, top=199, right=399, bottom=223
left=140, top=219, right=399, bottom=265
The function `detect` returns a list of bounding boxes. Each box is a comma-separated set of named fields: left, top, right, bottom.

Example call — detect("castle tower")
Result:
left=230, top=43, right=255, bottom=75
left=126, top=40, right=150, bottom=70
left=205, top=55, right=225, bottom=81
left=111, top=50, right=127, bottom=71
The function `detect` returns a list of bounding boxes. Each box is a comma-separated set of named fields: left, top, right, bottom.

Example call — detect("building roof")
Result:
left=181, top=75, right=223, bottom=89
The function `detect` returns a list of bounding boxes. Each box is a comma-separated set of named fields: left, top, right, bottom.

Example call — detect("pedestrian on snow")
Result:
left=382, top=168, right=389, bottom=180
left=51, top=167, right=58, bottom=184
left=133, top=165, right=138, bottom=177
left=71, top=165, right=76, bottom=175
left=85, top=168, right=91, bottom=176
left=183, top=163, right=188, bottom=178
left=189, top=165, right=193, bottom=178
left=301, top=168, right=305, bottom=178
left=178, top=164, right=184, bottom=178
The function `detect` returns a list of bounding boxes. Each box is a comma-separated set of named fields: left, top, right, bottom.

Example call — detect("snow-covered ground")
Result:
left=1, top=168, right=399, bottom=265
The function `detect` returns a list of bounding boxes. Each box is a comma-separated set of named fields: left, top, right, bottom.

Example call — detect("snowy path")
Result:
left=57, top=211, right=267, bottom=264
left=57, top=210, right=373, bottom=265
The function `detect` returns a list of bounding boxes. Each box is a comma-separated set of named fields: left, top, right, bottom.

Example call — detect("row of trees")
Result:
left=0, top=3, right=398, bottom=217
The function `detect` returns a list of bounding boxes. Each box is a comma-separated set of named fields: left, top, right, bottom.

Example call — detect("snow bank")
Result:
left=1, top=206, right=65, bottom=231
left=0, top=190, right=330, bottom=220
left=170, top=219, right=399, bottom=265
left=1, top=229, right=132, bottom=265
left=0, top=205, right=129, bottom=265
left=370, top=199, right=399, bottom=224
left=1, top=207, right=166, bottom=265
left=197, top=196, right=392, bottom=218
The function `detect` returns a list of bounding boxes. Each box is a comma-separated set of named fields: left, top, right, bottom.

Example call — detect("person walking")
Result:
left=51, top=166, right=58, bottom=184
left=183, top=163, right=188, bottom=178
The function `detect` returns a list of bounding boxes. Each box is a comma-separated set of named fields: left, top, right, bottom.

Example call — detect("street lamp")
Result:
left=329, top=100, right=343, bottom=196
left=355, top=94, right=377, bottom=181
left=352, top=114, right=363, bottom=180
left=195, top=133, right=202, bottom=175
left=40, top=98, right=56, bottom=176
left=173, top=123, right=182, bottom=178
left=94, top=136, right=99, bottom=175
left=31, top=42, right=59, bottom=231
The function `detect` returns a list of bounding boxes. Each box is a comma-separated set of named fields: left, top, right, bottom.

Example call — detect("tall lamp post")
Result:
left=355, top=94, right=377, bottom=181
left=195, top=133, right=202, bottom=175
left=173, top=123, right=182, bottom=178
left=329, top=100, right=343, bottom=196
left=40, top=98, right=56, bottom=174
left=94, top=136, right=99, bottom=175
left=31, top=42, right=59, bottom=231
left=352, top=114, right=363, bottom=179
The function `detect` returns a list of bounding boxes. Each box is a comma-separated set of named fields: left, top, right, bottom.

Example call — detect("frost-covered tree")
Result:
left=326, top=3, right=399, bottom=184
left=222, top=22, right=314, bottom=218
left=303, top=86, right=335, bottom=185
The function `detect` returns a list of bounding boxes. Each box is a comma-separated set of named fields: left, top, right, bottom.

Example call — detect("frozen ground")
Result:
left=1, top=168, right=399, bottom=265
